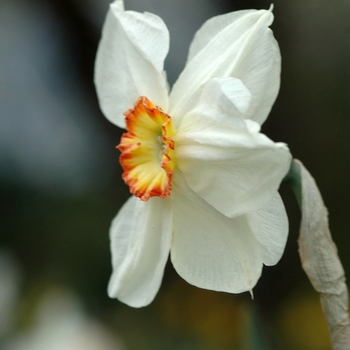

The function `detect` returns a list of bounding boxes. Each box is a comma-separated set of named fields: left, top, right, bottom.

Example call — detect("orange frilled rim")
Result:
left=117, top=96, right=175, bottom=201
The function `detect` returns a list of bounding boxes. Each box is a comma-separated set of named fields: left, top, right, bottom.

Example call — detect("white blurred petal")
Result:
left=108, top=196, right=172, bottom=307
left=4, top=288, right=124, bottom=350
left=94, top=0, right=169, bottom=128
left=169, top=8, right=280, bottom=125
left=247, top=192, right=288, bottom=266
left=171, top=174, right=262, bottom=293
left=176, top=103, right=291, bottom=218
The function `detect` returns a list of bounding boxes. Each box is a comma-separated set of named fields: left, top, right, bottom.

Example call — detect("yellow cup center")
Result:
left=117, top=96, right=175, bottom=201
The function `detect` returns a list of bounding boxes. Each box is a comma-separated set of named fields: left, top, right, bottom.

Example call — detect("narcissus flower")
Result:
left=95, top=0, right=292, bottom=307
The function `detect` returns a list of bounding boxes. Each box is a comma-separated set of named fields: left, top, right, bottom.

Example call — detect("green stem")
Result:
left=282, top=159, right=302, bottom=208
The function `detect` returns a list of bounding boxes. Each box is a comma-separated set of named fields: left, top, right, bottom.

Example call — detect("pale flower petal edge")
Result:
left=171, top=174, right=263, bottom=293
left=108, top=196, right=172, bottom=307
left=94, top=0, right=169, bottom=128
left=169, top=8, right=280, bottom=126
left=176, top=99, right=291, bottom=218
left=247, top=192, right=289, bottom=266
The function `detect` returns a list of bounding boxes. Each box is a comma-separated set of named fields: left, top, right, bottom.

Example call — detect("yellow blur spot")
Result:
left=279, top=293, right=331, bottom=350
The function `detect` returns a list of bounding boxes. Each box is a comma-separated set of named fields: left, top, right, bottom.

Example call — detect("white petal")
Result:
left=186, top=9, right=260, bottom=63
left=246, top=192, right=288, bottom=266
left=201, top=77, right=252, bottom=117
left=94, top=0, right=169, bottom=128
left=169, top=8, right=280, bottom=125
left=174, top=77, right=251, bottom=130
left=176, top=106, right=291, bottom=218
left=108, top=196, right=172, bottom=307
left=171, top=174, right=263, bottom=293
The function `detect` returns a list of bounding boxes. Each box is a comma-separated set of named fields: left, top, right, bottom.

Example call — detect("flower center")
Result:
left=117, top=96, right=175, bottom=201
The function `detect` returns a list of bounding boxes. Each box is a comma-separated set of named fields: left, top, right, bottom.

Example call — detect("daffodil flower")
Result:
left=95, top=0, right=292, bottom=307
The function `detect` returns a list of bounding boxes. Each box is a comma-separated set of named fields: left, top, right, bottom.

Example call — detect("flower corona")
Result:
left=118, top=96, right=175, bottom=201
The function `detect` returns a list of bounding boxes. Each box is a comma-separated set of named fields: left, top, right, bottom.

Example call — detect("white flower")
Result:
left=94, top=0, right=292, bottom=307
left=4, top=288, right=124, bottom=350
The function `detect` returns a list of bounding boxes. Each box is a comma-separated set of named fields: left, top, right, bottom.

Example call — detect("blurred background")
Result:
left=1, top=0, right=349, bottom=349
